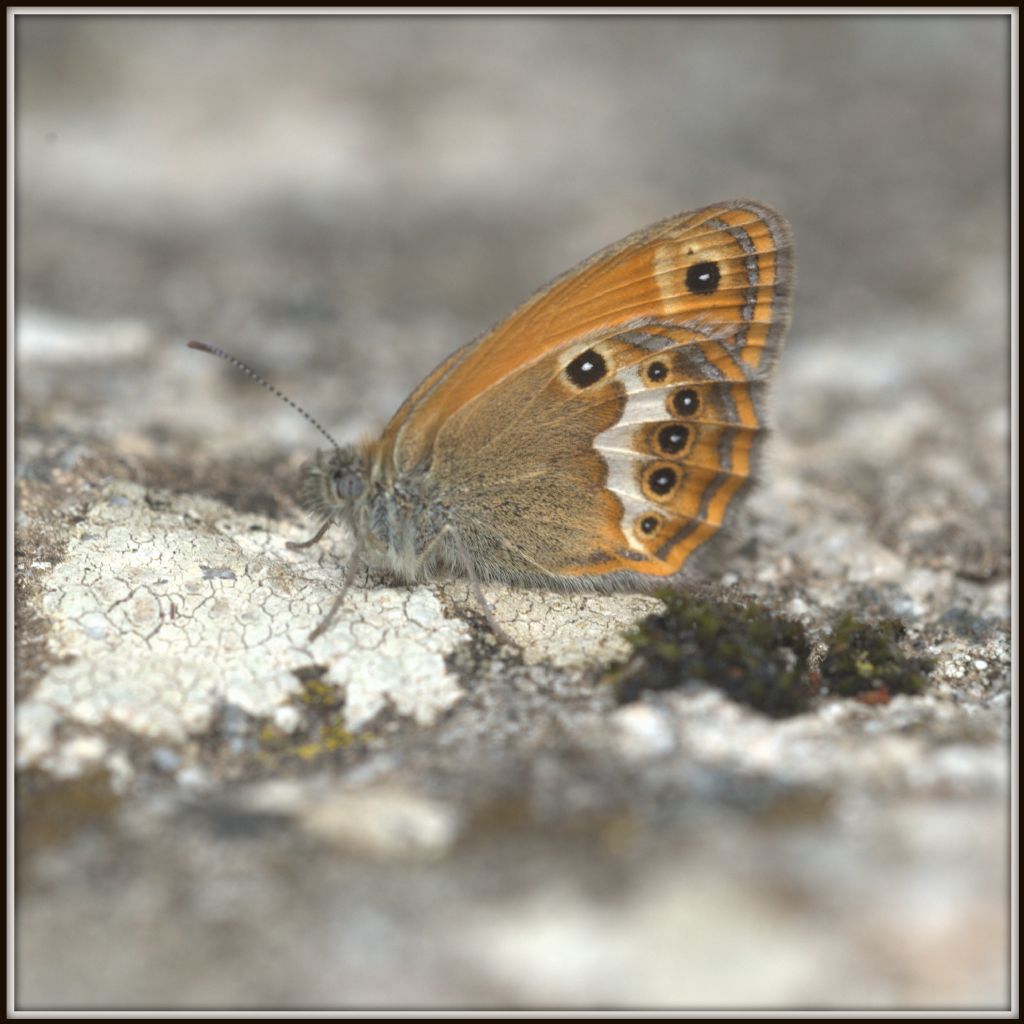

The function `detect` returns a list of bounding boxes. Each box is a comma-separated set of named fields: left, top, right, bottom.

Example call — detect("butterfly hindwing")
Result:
left=588, top=327, right=777, bottom=576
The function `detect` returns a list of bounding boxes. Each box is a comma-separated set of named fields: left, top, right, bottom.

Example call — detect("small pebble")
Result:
left=151, top=746, right=181, bottom=773
left=273, top=706, right=302, bottom=733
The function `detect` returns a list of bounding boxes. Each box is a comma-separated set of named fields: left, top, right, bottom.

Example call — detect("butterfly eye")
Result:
left=685, top=261, right=720, bottom=294
left=332, top=469, right=364, bottom=501
left=566, top=349, right=608, bottom=388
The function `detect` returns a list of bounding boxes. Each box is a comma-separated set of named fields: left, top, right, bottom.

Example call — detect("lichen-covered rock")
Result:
left=15, top=15, right=1009, bottom=1011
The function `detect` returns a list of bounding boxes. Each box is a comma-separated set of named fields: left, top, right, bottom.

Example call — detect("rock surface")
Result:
left=15, top=15, right=1011, bottom=1012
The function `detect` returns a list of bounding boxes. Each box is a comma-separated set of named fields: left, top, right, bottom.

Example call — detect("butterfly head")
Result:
left=185, top=339, right=373, bottom=530
left=300, top=444, right=372, bottom=526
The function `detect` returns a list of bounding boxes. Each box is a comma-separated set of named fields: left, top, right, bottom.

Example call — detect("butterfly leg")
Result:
left=447, top=529, right=517, bottom=649
left=398, top=523, right=516, bottom=647
left=287, top=519, right=333, bottom=550
left=303, top=524, right=515, bottom=649
left=308, top=539, right=365, bottom=642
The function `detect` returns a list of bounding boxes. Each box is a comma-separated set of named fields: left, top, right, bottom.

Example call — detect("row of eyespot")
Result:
left=636, top=465, right=689, bottom=538
left=638, top=387, right=712, bottom=537
left=566, top=346, right=707, bottom=401
left=567, top=348, right=708, bottom=542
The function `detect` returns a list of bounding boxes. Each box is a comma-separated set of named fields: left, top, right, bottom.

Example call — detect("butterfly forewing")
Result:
left=380, top=200, right=793, bottom=585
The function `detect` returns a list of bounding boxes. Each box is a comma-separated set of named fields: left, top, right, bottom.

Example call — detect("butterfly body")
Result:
left=300, top=200, right=793, bottom=608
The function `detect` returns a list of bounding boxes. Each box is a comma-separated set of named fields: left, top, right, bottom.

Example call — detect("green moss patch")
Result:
left=612, top=593, right=813, bottom=717
left=292, top=665, right=342, bottom=709
left=257, top=666, right=363, bottom=764
left=612, top=593, right=933, bottom=717
left=819, top=613, right=931, bottom=703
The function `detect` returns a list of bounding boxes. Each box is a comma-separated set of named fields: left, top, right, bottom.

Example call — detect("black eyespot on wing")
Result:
left=566, top=349, right=607, bottom=388
left=648, top=467, right=677, bottom=496
left=672, top=388, right=700, bottom=417
left=639, top=515, right=659, bottom=535
left=657, top=424, right=690, bottom=455
left=686, top=261, right=720, bottom=295
left=647, top=361, right=668, bottom=383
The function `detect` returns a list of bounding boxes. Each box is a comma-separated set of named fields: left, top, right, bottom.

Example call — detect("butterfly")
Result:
left=193, top=200, right=793, bottom=643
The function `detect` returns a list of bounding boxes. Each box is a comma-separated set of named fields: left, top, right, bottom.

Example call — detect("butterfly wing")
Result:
left=381, top=200, right=793, bottom=582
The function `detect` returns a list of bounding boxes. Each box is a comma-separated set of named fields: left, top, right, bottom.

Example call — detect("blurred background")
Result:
left=17, top=14, right=1010, bottom=451
left=14, top=13, right=1012, bottom=1011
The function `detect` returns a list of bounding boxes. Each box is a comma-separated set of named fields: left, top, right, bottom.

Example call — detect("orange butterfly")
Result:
left=195, top=200, right=793, bottom=642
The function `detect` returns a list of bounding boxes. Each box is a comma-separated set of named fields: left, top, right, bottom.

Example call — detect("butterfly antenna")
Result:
left=187, top=340, right=341, bottom=451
